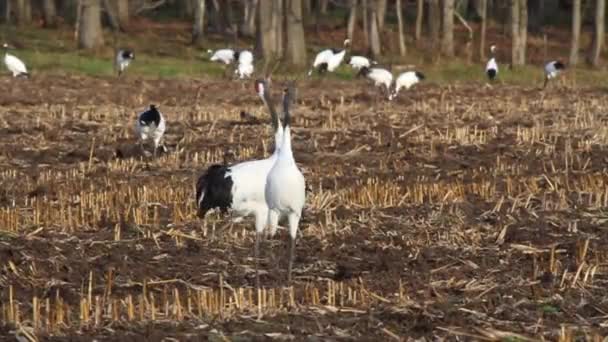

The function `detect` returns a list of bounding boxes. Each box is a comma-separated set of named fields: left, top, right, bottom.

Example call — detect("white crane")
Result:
left=235, top=50, right=254, bottom=79
left=389, top=71, right=425, bottom=100
left=116, top=49, right=135, bottom=76
left=358, top=66, right=393, bottom=99
left=543, top=60, right=566, bottom=89
left=135, top=104, right=166, bottom=157
left=308, top=39, right=350, bottom=76
left=347, top=55, right=376, bottom=70
left=265, top=84, right=306, bottom=283
left=2, top=43, right=28, bottom=78
left=485, top=45, right=498, bottom=82
left=208, top=49, right=237, bottom=65
left=196, top=79, right=283, bottom=287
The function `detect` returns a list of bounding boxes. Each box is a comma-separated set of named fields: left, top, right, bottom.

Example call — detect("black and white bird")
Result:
left=308, top=39, right=351, bottom=76
left=196, top=79, right=284, bottom=286
left=235, top=50, right=254, bottom=79
left=347, top=55, right=376, bottom=71
left=265, top=84, right=306, bottom=283
left=543, top=60, right=566, bottom=89
left=358, top=66, right=394, bottom=98
left=2, top=43, right=28, bottom=78
left=485, top=45, right=498, bottom=82
left=208, top=49, right=238, bottom=65
left=116, top=49, right=135, bottom=76
left=135, top=104, right=166, bottom=157
left=389, top=71, right=425, bottom=100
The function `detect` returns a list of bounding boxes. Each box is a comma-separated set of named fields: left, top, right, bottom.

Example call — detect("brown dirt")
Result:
left=0, top=74, right=607, bottom=341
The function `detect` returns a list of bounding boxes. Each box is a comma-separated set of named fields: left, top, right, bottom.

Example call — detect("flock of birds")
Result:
left=1, top=39, right=569, bottom=287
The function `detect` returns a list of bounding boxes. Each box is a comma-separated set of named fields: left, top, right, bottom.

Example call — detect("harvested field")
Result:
left=0, top=74, right=607, bottom=341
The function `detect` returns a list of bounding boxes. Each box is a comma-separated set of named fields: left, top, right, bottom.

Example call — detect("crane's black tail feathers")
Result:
left=196, top=164, right=234, bottom=218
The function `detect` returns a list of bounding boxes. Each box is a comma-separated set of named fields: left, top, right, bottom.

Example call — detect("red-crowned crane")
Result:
left=543, top=60, right=566, bottom=89
left=196, top=79, right=283, bottom=288
left=2, top=43, right=28, bottom=78
left=389, top=71, right=425, bottom=100
left=308, top=39, right=350, bottom=76
left=136, top=105, right=166, bottom=157
left=116, top=49, right=135, bottom=77
left=264, top=83, right=306, bottom=283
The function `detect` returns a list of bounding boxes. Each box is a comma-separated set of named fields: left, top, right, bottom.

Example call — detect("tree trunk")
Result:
left=396, top=0, right=406, bottom=56
left=510, top=0, right=520, bottom=66
left=15, top=0, right=32, bottom=25
left=79, top=0, right=104, bottom=49
left=256, top=0, right=279, bottom=61
left=347, top=0, right=357, bottom=43
left=569, top=0, right=581, bottom=65
left=320, top=0, right=328, bottom=14
left=368, top=0, right=381, bottom=57
left=518, top=0, right=527, bottom=65
left=242, top=0, right=258, bottom=37
left=377, top=0, right=387, bottom=30
left=4, top=0, right=10, bottom=24
left=102, top=0, right=121, bottom=31
left=192, top=0, right=206, bottom=45
left=272, top=0, right=284, bottom=58
left=589, top=0, right=605, bottom=66
left=116, top=0, right=129, bottom=27
left=415, top=0, right=423, bottom=41
left=42, top=0, right=57, bottom=27
left=362, top=0, right=368, bottom=44
left=428, top=0, right=441, bottom=50
left=285, top=0, right=306, bottom=66
left=219, top=0, right=234, bottom=34
left=441, top=0, right=455, bottom=56
left=479, top=0, right=487, bottom=61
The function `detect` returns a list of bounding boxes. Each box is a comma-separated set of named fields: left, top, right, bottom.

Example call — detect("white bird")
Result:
left=308, top=39, right=350, bottom=76
left=486, top=45, right=498, bottom=82
left=135, top=104, right=166, bottom=157
left=2, top=43, right=28, bottom=78
left=358, top=66, right=393, bottom=99
left=235, top=50, right=254, bottom=79
left=196, top=79, right=283, bottom=287
left=347, top=55, right=376, bottom=70
left=543, top=60, right=566, bottom=89
left=265, top=84, right=306, bottom=283
left=208, top=49, right=237, bottom=65
left=116, top=49, right=135, bottom=76
left=389, top=71, right=425, bottom=100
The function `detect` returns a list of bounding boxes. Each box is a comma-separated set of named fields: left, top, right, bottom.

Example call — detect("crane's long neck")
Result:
left=262, top=92, right=282, bottom=153
left=280, top=94, right=294, bottom=159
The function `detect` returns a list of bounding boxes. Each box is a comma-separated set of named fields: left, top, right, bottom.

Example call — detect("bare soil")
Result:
left=0, top=74, right=607, bottom=341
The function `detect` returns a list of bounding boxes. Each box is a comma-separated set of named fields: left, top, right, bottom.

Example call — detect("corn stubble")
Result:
left=0, top=77, right=607, bottom=340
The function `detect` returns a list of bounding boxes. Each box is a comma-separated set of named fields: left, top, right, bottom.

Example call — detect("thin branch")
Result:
left=134, top=0, right=167, bottom=15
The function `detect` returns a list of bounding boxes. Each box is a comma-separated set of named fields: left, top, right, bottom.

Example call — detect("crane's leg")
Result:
left=287, top=213, right=300, bottom=284
left=254, top=209, right=267, bottom=289
left=543, top=77, right=549, bottom=90
left=267, top=209, right=280, bottom=238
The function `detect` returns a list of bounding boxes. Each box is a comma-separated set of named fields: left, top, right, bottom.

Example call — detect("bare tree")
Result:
left=116, top=0, right=129, bottom=27
left=362, top=0, right=368, bottom=43
left=79, top=0, right=104, bottom=49
left=285, top=0, right=306, bottom=66
left=192, top=0, right=206, bottom=45
left=396, top=0, right=406, bottom=56
left=569, top=0, right=581, bottom=65
left=588, top=0, right=605, bottom=66
left=256, top=0, right=282, bottom=61
left=510, top=0, right=520, bottom=66
left=42, top=0, right=58, bottom=27
left=518, top=0, right=527, bottom=65
left=368, top=0, right=381, bottom=57
left=479, top=0, right=487, bottom=61
left=347, top=0, right=357, bottom=43
left=241, top=0, right=258, bottom=37
left=377, top=0, right=387, bottom=30
left=428, top=0, right=441, bottom=50
left=415, top=0, right=423, bottom=41
left=272, top=0, right=284, bottom=56
left=15, top=0, right=32, bottom=25
left=441, top=0, right=455, bottom=56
